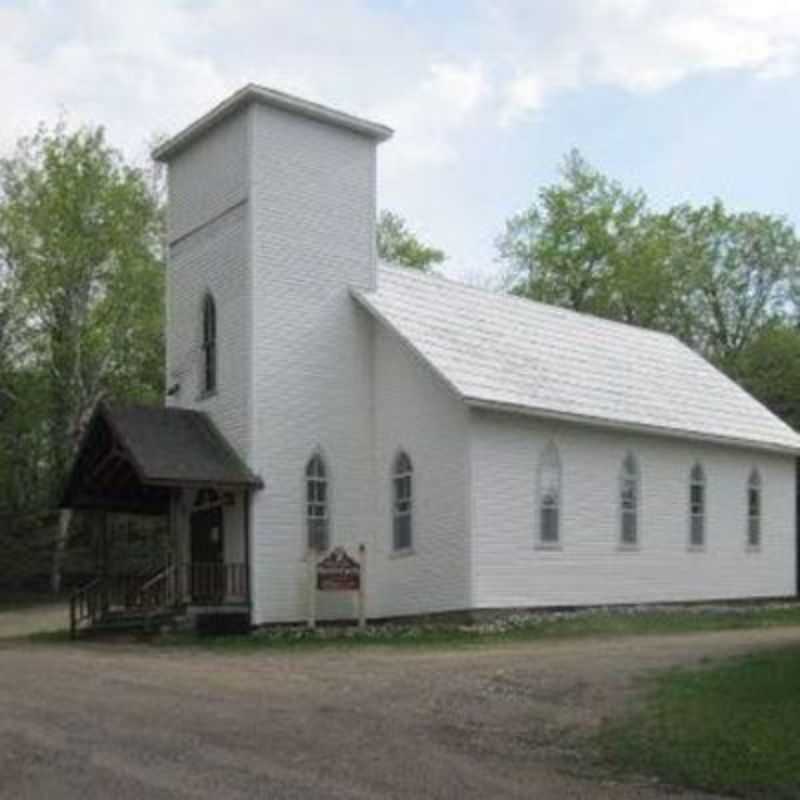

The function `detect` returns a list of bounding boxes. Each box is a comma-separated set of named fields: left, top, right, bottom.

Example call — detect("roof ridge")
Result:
left=376, top=264, right=676, bottom=343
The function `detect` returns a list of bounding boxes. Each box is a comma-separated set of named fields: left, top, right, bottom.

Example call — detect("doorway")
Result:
left=189, top=504, right=224, bottom=603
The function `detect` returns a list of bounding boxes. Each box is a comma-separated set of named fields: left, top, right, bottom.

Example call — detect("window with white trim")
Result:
left=620, top=452, right=639, bottom=547
left=689, top=462, right=705, bottom=548
left=538, top=443, right=561, bottom=546
left=305, top=453, right=329, bottom=551
left=747, top=468, right=761, bottom=548
left=392, top=451, right=413, bottom=552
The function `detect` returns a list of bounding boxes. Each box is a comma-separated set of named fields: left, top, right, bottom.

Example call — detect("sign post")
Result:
left=307, top=547, right=317, bottom=629
left=357, top=544, right=366, bottom=630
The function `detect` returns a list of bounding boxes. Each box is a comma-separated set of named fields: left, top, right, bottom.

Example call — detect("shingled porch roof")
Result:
left=61, top=404, right=260, bottom=515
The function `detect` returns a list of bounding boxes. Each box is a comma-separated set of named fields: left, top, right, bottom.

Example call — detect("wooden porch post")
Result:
left=244, top=489, right=252, bottom=618
left=97, top=510, right=109, bottom=613
left=171, top=488, right=183, bottom=606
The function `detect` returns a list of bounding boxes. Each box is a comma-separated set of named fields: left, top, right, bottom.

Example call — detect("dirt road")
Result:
left=2, top=618, right=799, bottom=799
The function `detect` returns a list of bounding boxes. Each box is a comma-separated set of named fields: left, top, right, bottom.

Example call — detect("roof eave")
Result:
left=142, top=475, right=264, bottom=490
left=153, top=83, right=393, bottom=162
left=465, top=397, right=800, bottom=456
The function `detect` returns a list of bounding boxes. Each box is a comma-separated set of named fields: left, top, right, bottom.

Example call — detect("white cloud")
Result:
left=504, top=75, right=547, bottom=117
left=2, top=0, right=800, bottom=281
left=372, top=61, right=490, bottom=169
left=3, top=1, right=800, bottom=158
left=492, top=0, right=800, bottom=121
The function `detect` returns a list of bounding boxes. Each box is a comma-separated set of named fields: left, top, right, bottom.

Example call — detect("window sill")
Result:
left=687, top=544, right=706, bottom=553
left=390, top=548, right=415, bottom=560
left=746, top=545, right=762, bottom=554
left=197, top=389, right=218, bottom=402
left=617, top=544, right=640, bottom=552
left=534, top=542, right=562, bottom=551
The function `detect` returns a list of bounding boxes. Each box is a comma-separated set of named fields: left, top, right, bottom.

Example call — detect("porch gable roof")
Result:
left=61, top=404, right=260, bottom=513
left=103, top=405, right=259, bottom=488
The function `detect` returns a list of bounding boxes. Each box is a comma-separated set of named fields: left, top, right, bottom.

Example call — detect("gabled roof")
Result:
left=62, top=404, right=260, bottom=512
left=98, top=405, right=260, bottom=487
left=353, top=266, right=800, bottom=454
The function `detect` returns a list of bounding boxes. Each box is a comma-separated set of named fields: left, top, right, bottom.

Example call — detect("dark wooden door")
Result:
left=190, top=506, right=224, bottom=603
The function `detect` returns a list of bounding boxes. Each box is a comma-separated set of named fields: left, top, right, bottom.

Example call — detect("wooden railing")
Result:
left=184, top=562, right=248, bottom=605
left=69, top=574, right=153, bottom=638
left=106, top=574, right=153, bottom=610
left=69, top=562, right=248, bottom=636
left=139, top=564, right=178, bottom=611
left=70, top=578, right=103, bottom=639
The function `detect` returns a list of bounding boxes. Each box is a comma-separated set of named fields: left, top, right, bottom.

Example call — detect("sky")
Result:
left=2, top=0, right=800, bottom=283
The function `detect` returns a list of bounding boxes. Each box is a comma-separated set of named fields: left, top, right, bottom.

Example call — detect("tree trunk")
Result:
left=50, top=508, right=72, bottom=594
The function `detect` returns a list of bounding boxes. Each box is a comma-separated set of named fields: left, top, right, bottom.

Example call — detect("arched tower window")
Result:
left=202, top=293, right=217, bottom=394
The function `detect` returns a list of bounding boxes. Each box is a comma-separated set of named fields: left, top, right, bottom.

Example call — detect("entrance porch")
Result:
left=61, top=404, right=261, bottom=636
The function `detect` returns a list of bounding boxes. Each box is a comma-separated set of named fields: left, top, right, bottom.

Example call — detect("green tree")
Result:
left=499, top=151, right=641, bottom=310
left=0, top=122, right=165, bottom=589
left=497, top=150, right=800, bottom=428
left=0, top=368, right=50, bottom=514
left=736, top=324, right=800, bottom=431
left=669, top=200, right=799, bottom=370
left=376, top=210, right=445, bottom=271
left=499, top=151, right=800, bottom=356
left=498, top=150, right=694, bottom=336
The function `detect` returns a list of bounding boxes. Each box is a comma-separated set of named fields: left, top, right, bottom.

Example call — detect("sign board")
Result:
left=317, top=547, right=361, bottom=591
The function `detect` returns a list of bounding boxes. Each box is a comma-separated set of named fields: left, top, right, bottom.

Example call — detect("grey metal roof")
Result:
left=353, top=266, right=800, bottom=455
left=104, top=405, right=261, bottom=487
left=153, top=83, right=393, bottom=162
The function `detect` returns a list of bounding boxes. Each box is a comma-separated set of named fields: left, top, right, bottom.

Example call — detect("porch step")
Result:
left=82, top=609, right=185, bottom=636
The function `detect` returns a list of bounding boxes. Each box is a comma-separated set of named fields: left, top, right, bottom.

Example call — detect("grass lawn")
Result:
left=599, top=646, right=800, bottom=799
left=129, top=603, right=800, bottom=652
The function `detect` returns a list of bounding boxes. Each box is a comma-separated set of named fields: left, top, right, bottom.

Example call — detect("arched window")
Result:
left=689, top=463, right=706, bottom=548
left=202, top=293, right=217, bottom=394
left=392, top=451, right=413, bottom=552
left=620, top=452, right=639, bottom=547
left=305, top=453, right=329, bottom=551
left=747, top=468, right=761, bottom=548
left=538, top=443, right=561, bottom=546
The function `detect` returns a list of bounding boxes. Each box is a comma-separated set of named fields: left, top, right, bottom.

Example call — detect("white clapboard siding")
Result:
left=159, top=85, right=798, bottom=623
left=469, top=409, right=795, bottom=608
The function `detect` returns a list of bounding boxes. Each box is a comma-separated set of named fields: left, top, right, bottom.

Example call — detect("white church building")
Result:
left=64, top=85, right=800, bottom=630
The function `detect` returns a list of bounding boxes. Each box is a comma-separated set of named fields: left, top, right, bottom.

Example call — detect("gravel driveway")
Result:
left=2, top=615, right=799, bottom=799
